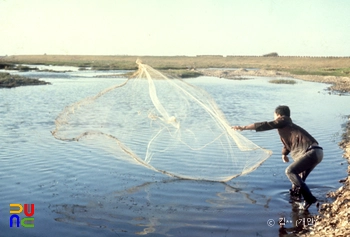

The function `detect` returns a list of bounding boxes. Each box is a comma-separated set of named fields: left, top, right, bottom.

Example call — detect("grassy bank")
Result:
left=289, top=67, right=350, bottom=77
left=0, top=72, right=50, bottom=88
left=2, top=55, right=350, bottom=77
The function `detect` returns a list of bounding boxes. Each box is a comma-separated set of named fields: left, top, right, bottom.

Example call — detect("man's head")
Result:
left=274, top=105, right=290, bottom=119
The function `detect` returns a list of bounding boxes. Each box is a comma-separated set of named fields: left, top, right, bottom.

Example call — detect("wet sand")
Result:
left=200, top=68, right=350, bottom=236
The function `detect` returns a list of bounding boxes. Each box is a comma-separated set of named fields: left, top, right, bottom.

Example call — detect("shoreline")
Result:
left=2, top=66, right=350, bottom=93
left=198, top=68, right=350, bottom=93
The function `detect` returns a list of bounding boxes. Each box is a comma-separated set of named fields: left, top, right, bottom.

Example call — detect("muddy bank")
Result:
left=0, top=72, right=50, bottom=88
left=199, top=68, right=350, bottom=93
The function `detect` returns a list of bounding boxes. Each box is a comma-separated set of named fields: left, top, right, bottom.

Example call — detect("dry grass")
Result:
left=2, top=55, right=350, bottom=76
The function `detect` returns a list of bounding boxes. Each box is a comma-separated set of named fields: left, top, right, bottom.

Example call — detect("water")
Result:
left=0, top=68, right=349, bottom=236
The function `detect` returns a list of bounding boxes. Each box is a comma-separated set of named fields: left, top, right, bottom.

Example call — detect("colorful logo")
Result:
left=9, top=204, right=35, bottom=228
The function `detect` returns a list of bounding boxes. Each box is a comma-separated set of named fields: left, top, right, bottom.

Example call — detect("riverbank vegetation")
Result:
left=0, top=72, right=50, bottom=88
left=1, top=55, right=350, bottom=90
left=2, top=55, right=350, bottom=77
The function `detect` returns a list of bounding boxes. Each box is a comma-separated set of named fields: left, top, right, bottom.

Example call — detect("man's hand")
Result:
left=282, top=155, right=289, bottom=163
left=232, top=124, right=255, bottom=131
left=232, top=126, right=244, bottom=131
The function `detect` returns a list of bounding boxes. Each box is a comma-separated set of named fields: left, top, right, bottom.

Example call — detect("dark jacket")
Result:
left=254, top=116, right=318, bottom=159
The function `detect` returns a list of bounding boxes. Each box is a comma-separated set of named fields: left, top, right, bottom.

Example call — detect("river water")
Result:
left=0, top=67, right=349, bottom=236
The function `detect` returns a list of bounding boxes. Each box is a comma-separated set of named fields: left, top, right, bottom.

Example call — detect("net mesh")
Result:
left=52, top=60, right=272, bottom=182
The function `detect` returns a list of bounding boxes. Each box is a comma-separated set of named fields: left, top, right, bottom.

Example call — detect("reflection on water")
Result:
left=0, top=66, right=349, bottom=236
left=50, top=179, right=270, bottom=236
left=278, top=202, right=318, bottom=236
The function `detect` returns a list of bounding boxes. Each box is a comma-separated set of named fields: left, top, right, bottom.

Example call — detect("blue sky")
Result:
left=1, top=0, right=349, bottom=56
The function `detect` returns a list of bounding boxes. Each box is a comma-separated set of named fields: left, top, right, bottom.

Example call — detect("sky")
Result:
left=0, top=0, right=349, bottom=56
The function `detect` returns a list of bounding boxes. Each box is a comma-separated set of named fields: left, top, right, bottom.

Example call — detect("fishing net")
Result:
left=52, top=60, right=272, bottom=182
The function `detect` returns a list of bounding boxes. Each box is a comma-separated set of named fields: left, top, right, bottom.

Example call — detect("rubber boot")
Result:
left=301, top=187, right=317, bottom=210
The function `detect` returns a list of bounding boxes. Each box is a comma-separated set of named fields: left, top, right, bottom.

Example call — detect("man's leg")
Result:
left=290, top=163, right=318, bottom=201
left=300, top=164, right=318, bottom=182
left=289, top=185, right=301, bottom=200
left=285, top=149, right=323, bottom=208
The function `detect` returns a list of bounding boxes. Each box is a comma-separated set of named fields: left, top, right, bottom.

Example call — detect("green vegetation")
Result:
left=268, top=79, right=297, bottom=84
left=0, top=72, right=50, bottom=88
left=288, top=67, right=350, bottom=77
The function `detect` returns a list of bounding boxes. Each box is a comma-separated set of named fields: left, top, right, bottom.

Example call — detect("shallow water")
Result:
left=0, top=68, right=349, bottom=236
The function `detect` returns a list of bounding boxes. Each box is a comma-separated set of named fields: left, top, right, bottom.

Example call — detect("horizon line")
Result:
left=2, top=54, right=350, bottom=58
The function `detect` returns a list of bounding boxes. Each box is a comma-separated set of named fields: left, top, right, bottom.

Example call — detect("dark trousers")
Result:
left=285, top=148, right=323, bottom=202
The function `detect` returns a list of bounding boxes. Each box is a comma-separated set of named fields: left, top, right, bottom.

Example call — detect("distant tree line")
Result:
left=263, top=52, right=279, bottom=57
